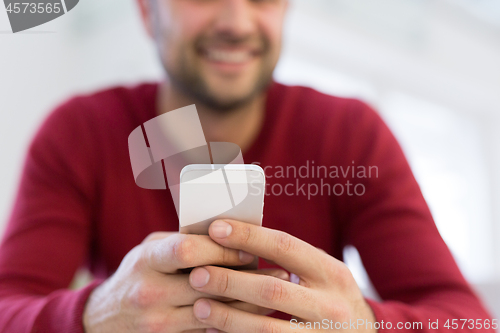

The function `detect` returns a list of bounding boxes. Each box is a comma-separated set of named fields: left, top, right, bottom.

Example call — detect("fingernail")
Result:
left=211, top=220, right=232, bottom=238
left=194, top=300, right=211, bottom=319
left=190, top=267, right=210, bottom=288
left=239, top=250, right=254, bottom=263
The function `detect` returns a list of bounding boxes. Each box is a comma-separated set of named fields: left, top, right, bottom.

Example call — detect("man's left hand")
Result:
left=188, top=219, right=377, bottom=333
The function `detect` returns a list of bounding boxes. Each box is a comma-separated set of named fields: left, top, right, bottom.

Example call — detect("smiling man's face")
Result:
left=143, top=0, right=287, bottom=111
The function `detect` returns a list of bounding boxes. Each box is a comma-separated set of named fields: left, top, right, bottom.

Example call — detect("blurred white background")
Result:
left=1, top=0, right=499, bottom=320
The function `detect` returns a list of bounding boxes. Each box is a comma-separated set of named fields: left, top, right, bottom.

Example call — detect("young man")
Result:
left=0, top=0, right=494, bottom=332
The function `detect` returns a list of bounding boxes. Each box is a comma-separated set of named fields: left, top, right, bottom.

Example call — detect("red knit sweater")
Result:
left=0, top=82, right=493, bottom=332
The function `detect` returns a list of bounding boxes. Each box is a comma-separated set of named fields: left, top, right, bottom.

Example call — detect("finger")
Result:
left=163, top=306, right=213, bottom=331
left=155, top=269, right=289, bottom=306
left=143, top=234, right=256, bottom=273
left=134, top=307, right=211, bottom=332
left=209, top=219, right=329, bottom=280
left=243, top=268, right=290, bottom=281
left=204, top=330, right=219, bottom=333
left=161, top=274, right=235, bottom=306
left=226, top=300, right=276, bottom=316
left=189, top=266, right=319, bottom=320
left=192, top=299, right=290, bottom=333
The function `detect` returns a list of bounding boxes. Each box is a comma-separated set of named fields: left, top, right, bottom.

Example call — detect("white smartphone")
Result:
left=179, top=164, right=265, bottom=269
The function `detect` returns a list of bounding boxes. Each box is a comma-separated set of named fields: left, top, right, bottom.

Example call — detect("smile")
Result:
left=206, top=49, right=254, bottom=64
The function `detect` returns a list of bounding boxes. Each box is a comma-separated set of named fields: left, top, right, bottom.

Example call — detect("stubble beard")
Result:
left=162, top=36, right=276, bottom=114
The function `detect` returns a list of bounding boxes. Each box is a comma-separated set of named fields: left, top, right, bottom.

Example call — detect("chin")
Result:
left=169, top=65, right=273, bottom=112
left=210, top=89, right=252, bottom=103
left=197, top=93, right=257, bottom=113
left=207, top=78, right=256, bottom=97
left=193, top=81, right=263, bottom=111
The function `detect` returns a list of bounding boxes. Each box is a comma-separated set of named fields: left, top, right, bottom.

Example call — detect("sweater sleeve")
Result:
left=0, top=99, right=103, bottom=332
left=339, top=101, right=495, bottom=331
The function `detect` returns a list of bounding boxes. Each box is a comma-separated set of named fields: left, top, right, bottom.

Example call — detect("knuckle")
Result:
left=274, top=232, right=295, bottom=258
left=325, top=303, right=350, bottom=322
left=142, top=240, right=167, bottom=272
left=260, top=277, right=287, bottom=304
left=216, top=271, right=231, bottom=295
left=339, top=262, right=354, bottom=279
left=220, top=246, right=232, bottom=264
left=142, top=232, right=163, bottom=243
left=125, top=245, right=148, bottom=273
left=241, top=224, right=253, bottom=245
left=172, top=237, right=196, bottom=266
left=128, top=282, right=158, bottom=309
left=332, top=262, right=354, bottom=288
left=216, top=308, right=233, bottom=331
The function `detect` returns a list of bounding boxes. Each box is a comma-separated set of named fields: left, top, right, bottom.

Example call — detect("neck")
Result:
left=156, top=79, right=266, bottom=153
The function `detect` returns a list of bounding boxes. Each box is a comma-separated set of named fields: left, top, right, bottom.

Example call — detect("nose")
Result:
left=213, top=0, right=256, bottom=38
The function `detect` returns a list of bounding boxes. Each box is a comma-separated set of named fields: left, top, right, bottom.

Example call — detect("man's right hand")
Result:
left=83, top=231, right=288, bottom=333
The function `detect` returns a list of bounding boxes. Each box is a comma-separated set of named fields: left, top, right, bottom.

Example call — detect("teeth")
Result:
left=206, top=50, right=252, bottom=64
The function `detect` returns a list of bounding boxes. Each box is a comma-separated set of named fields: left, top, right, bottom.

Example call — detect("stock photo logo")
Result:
left=3, top=0, right=79, bottom=33
left=128, top=105, right=262, bottom=232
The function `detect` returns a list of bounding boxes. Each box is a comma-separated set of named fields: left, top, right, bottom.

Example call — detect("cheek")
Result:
left=258, top=10, right=286, bottom=56
left=160, top=2, right=214, bottom=46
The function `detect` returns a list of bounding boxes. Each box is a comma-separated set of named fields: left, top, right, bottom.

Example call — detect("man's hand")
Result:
left=189, top=220, right=377, bottom=333
left=83, top=231, right=289, bottom=333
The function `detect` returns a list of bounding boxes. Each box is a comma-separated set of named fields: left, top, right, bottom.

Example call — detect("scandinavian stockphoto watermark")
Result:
left=3, top=0, right=80, bottom=33
left=290, top=318, right=423, bottom=330
left=250, top=161, right=379, bottom=199
left=128, top=104, right=252, bottom=228
left=290, top=318, right=498, bottom=330
left=128, top=104, right=379, bottom=228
